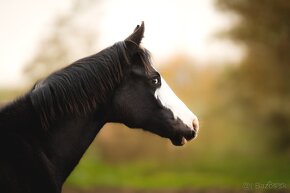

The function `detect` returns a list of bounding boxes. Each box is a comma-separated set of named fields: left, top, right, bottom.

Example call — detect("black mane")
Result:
left=30, top=41, right=152, bottom=129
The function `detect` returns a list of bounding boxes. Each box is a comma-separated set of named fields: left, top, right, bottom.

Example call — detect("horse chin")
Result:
left=170, top=136, right=188, bottom=146
left=169, top=129, right=197, bottom=146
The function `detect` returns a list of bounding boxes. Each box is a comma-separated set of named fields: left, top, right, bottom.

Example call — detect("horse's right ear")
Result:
left=125, top=21, right=145, bottom=54
left=125, top=21, right=144, bottom=45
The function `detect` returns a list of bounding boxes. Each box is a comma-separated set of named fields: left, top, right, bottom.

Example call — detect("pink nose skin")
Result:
left=192, top=118, right=199, bottom=133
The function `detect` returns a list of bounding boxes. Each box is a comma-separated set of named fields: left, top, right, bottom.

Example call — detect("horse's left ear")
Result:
left=125, top=21, right=145, bottom=46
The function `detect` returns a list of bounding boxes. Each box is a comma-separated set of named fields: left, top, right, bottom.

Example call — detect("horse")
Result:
left=0, top=22, right=199, bottom=193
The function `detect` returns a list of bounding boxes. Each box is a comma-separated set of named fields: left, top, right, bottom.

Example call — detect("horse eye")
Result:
left=151, top=77, right=160, bottom=85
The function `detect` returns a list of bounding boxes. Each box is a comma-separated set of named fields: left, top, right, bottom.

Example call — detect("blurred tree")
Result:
left=216, top=0, right=290, bottom=152
left=24, top=0, right=102, bottom=82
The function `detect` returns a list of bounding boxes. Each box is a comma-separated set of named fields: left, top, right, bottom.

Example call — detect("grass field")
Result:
left=65, top=153, right=290, bottom=191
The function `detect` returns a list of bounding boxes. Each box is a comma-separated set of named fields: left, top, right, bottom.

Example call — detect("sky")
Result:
left=0, top=0, right=242, bottom=88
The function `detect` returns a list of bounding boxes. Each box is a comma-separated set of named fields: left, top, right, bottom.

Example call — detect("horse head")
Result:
left=108, top=22, right=199, bottom=146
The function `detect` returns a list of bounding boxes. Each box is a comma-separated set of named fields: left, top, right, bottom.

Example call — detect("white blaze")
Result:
left=154, top=77, right=198, bottom=131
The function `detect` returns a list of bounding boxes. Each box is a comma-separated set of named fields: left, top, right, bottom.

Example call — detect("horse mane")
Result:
left=29, top=41, right=152, bottom=129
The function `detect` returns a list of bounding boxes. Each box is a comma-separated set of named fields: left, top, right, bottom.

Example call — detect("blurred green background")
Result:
left=0, top=0, right=289, bottom=192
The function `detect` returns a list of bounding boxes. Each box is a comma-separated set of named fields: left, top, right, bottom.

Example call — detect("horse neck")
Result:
left=47, top=109, right=107, bottom=183
left=0, top=95, right=107, bottom=186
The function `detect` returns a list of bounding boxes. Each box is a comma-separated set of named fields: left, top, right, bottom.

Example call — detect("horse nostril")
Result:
left=192, top=118, right=199, bottom=133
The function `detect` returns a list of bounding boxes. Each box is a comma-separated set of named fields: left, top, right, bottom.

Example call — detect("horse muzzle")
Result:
left=170, top=118, right=199, bottom=146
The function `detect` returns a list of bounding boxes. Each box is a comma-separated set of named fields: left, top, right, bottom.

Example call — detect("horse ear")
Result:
left=125, top=21, right=145, bottom=46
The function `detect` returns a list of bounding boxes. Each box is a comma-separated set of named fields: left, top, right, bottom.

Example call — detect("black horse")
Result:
left=0, top=22, right=199, bottom=193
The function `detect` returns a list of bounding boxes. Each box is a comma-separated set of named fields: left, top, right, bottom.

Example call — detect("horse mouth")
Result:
left=170, top=131, right=196, bottom=146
